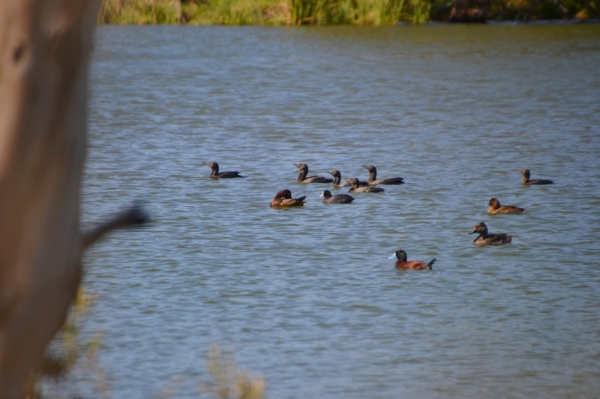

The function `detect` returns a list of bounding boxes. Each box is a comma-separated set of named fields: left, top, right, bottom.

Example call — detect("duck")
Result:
left=328, top=169, right=368, bottom=188
left=362, top=165, right=404, bottom=185
left=389, top=250, right=435, bottom=270
left=320, top=190, right=354, bottom=204
left=294, top=163, right=333, bottom=184
left=205, top=162, right=244, bottom=178
left=469, top=221, right=512, bottom=245
left=347, top=178, right=384, bottom=193
left=270, top=189, right=306, bottom=208
left=487, top=198, right=526, bottom=214
left=519, top=169, right=553, bottom=185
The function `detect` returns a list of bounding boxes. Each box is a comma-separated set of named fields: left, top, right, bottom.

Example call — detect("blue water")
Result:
left=74, top=24, right=600, bottom=398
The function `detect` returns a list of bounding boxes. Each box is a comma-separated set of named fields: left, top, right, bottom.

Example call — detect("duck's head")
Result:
left=275, top=189, right=292, bottom=199
left=470, top=222, right=488, bottom=235
left=294, top=163, right=308, bottom=171
left=388, top=249, right=407, bottom=262
left=487, top=198, right=501, bottom=209
left=362, top=165, right=376, bottom=173
left=519, top=169, right=531, bottom=178
left=347, top=178, right=359, bottom=187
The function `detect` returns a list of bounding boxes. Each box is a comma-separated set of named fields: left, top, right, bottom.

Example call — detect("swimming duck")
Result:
left=347, top=178, right=384, bottom=193
left=270, top=189, right=306, bottom=208
left=519, top=169, right=553, bottom=185
left=320, top=190, right=354, bottom=204
left=294, top=163, right=333, bottom=184
left=328, top=169, right=368, bottom=188
left=487, top=198, right=525, bottom=214
left=362, top=165, right=404, bottom=185
left=469, top=222, right=512, bottom=245
left=205, top=162, right=244, bottom=178
left=389, top=249, right=435, bottom=270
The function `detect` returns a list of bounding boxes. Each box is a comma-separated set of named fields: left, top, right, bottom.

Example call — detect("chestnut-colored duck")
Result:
left=320, top=190, right=354, bottom=204
left=270, top=189, right=306, bottom=208
left=347, top=178, right=384, bottom=193
left=328, top=169, right=368, bottom=188
left=470, top=222, right=512, bottom=245
left=205, top=162, right=244, bottom=178
left=487, top=198, right=525, bottom=214
left=519, top=169, right=553, bottom=185
left=362, top=165, right=404, bottom=185
left=294, top=163, right=333, bottom=184
left=389, top=250, right=435, bottom=270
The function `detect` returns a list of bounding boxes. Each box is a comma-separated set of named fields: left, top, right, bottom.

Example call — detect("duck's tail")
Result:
left=427, top=258, right=436, bottom=269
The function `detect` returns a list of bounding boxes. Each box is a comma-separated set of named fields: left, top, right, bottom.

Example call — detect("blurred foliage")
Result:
left=199, top=344, right=266, bottom=399
left=98, top=0, right=599, bottom=24
left=24, top=288, right=265, bottom=399
left=24, top=288, right=108, bottom=399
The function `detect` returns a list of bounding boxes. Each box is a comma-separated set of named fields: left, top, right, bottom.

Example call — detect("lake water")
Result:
left=78, top=24, right=600, bottom=398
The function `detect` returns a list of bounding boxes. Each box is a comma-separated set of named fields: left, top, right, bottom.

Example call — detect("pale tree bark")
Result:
left=0, top=1, right=101, bottom=397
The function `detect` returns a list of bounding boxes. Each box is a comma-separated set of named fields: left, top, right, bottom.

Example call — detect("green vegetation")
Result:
left=98, top=0, right=599, bottom=25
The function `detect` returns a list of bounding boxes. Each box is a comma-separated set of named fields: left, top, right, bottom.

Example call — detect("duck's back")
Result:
left=526, top=178, right=553, bottom=185
left=303, top=176, right=333, bottom=184
left=216, top=171, right=243, bottom=178
left=490, top=206, right=526, bottom=214
left=350, top=186, right=385, bottom=193
left=475, top=234, right=512, bottom=245
left=279, top=197, right=306, bottom=207
left=370, top=177, right=404, bottom=185
left=396, top=259, right=435, bottom=270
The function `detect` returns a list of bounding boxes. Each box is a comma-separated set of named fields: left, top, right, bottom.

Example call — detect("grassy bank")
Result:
left=97, top=0, right=599, bottom=25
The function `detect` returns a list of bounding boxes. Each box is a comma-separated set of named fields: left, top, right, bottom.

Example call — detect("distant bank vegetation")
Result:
left=97, top=0, right=598, bottom=25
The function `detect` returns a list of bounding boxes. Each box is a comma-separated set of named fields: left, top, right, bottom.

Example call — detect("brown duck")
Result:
left=487, top=198, right=526, bottom=214
left=470, top=222, right=512, bottom=245
left=389, top=250, right=435, bottom=270
left=270, top=189, right=306, bottom=208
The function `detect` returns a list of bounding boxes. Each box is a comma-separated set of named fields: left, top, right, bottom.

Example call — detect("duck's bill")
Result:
left=388, top=253, right=396, bottom=259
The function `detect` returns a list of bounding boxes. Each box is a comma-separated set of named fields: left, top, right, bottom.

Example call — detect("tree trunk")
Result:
left=0, top=1, right=101, bottom=397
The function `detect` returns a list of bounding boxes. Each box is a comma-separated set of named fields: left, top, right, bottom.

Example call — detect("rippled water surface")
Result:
left=82, top=24, right=600, bottom=398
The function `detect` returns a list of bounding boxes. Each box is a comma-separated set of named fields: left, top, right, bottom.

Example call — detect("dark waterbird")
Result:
left=205, top=162, right=244, bottom=178
left=328, top=169, right=368, bottom=188
left=487, top=198, right=526, bottom=214
left=270, top=189, right=306, bottom=208
left=389, top=249, right=435, bottom=270
left=469, top=221, right=512, bottom=245
left=294, top=163, right=333, bottom=183
left=363, top=165, right=404, bottom=185
left=519, top=168, right=553, bottom=185
left=347, top=178, right=384, bottom=193
left=320, top=190, right=354, bottom=204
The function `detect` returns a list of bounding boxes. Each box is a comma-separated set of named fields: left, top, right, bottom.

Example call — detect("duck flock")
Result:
left=205, top=161, right=553, bottom=271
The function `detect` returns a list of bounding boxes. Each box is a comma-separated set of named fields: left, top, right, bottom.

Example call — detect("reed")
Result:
left=98, top=0, right=599, bottom=24
left=409, top=0, right=431, bottom=23
left=98, top=0, right=182, bottom=24
left=199, top=344, right=266, bottom=399
left=100, top=0, right=408, bottom=25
